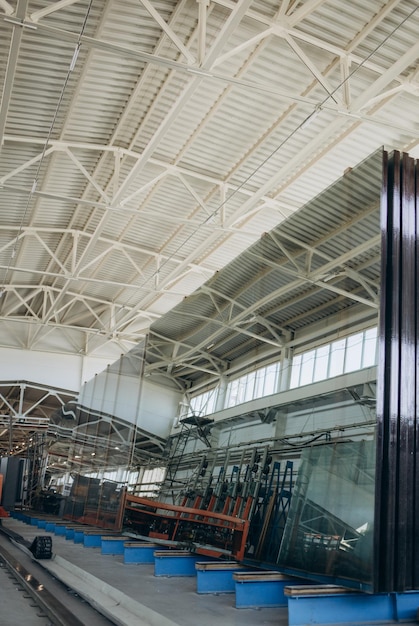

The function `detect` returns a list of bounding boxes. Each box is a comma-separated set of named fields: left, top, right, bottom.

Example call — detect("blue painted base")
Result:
left=37, top=520, right=47, bottom=529
left=395, top=590, right=419, bottom=621
left=154, top=553, right=210, bottom=577
left=124, top=544, right=157, bottom=564
left=101, top=537, right=126, bottom=555
left=45, top=522, right=56, bottom=532
left=74, top=530, right=85, bottom=543
left=54, top=525, right=67, bottom=536
left=84, top=533, right=103, bottom=548
left=65, top=528, right=75, bottom=540
left=235, top=577, right=301, bottom=608
left=197, top=567, right=244, bottom=594
left=287, top=589, right=419, bottom=625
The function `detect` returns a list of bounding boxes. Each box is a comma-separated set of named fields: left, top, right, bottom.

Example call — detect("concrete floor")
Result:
left=1, top=517, right=285, bottom=626
left=3, top=517, right=419, bottom=626
left=0, top=558, right=52, bottom=626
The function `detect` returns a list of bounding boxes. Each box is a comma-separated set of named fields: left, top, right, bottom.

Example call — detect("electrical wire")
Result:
left=1, top=1, right=418, bottom=338
left=109, top=1, right=419, bottom=330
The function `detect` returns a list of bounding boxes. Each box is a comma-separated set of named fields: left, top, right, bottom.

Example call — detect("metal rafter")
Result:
left=145, top=185, right=381, bottom=378
left=25, top=0, right=205, bottom=329
left=0, top=0, right=30, bottom=146
left=0, top=0, right=418, bottom=369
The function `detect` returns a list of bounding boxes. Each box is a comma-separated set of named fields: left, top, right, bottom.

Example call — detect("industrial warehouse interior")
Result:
left=1, top=1, right=419, bottom=624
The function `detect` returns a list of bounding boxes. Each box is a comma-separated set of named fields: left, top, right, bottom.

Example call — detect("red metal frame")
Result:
left=124, top=494, right=251, bottom=560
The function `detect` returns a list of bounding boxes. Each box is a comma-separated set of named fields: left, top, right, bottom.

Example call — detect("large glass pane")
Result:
left=277, top=439, right=375, bottom=592
left=362, top=327, right=378, bottom=368
left=345, top=333, right=363, bottom=373
left=190, top=388, right=218, bottom=416
left=290, top=354, right=302, bottom=388
left=244, top=371, right=256, bottom=402
left=254, top=366, right=268, bottom=398
left=313, top=345, right=330, bottom=382
left=299, top=350, right=315, bottom=385
left=236, top=375, right=248, bottom=404
left=226, top=379, right=239, bottom=407
left=263, top=363, right=279, bottom=396
left=329, top=338, right=345, bottom=376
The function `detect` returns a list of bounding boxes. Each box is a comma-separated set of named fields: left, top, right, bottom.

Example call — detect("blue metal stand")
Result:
left=83, top=532, right=104, bottom=547
left=73, top=529, right=85, bottom=543
left=196, top=562, right=246, bottom=594
left=154, top=550, right=212, bottom=577
left=286, top=586, right=419, bottom=625
left=124, top=543, right=159, bottom=564
left=66, top=526, right=85, bottom=540
left=101, top=536, right=127, bottom=555
left=234, top=572, right=310, bottom=608
left=54, top=523, right=67, bottom=536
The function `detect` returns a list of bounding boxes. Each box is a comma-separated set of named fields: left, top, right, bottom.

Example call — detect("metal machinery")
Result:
left=123, top=445, right=293, bottom=563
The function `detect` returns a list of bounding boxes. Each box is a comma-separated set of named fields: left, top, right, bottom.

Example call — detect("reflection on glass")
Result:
left=63, top=474, right=124, bottom=529
left=277, top=440, right=375, bottom=592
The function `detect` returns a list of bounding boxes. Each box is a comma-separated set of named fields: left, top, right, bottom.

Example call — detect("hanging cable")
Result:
left=109, top=2, right=419, bottom=331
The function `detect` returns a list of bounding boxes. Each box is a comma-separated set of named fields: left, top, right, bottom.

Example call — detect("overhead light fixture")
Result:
left=301, top=106, right=321, bottom=130
left=69, top=45, right=80, bottom=72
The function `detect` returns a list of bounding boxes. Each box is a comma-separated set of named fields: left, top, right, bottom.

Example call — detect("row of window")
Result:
left=188, top=327, right=378, bottom=417
left=290, top=327, right=377, bottom=388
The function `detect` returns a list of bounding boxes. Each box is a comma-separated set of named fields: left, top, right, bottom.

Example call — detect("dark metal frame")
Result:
left=375, top=150, right=419, bottom=592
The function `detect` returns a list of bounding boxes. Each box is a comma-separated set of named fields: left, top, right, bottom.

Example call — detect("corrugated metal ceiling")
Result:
left=147, top=147, right=383, bottom=386
left=0, top=0, right=418, bottom=373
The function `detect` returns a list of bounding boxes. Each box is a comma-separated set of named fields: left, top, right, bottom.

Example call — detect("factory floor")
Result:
left=2, top=516, right=419, bottom=626
left=0, top=516, right=284, bottom=626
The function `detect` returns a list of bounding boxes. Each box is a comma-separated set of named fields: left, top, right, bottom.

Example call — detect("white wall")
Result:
left=0, top=346, right=110, bottom=392
left=78, top=371, right=181, bottom=439
left=0, top=344, right=182, bottom=440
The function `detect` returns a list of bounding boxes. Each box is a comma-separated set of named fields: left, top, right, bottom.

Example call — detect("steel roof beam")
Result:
left=0, top=0, right=13, bottom=15
left=139, top=0, right=195, bottom=65
left=111, top=0, right=254, bottom=206
left=353, top=38, right=419, bottom=112
left=29, top=0, right=81, bottom=23
left=0, top=0, right=30, bottom=147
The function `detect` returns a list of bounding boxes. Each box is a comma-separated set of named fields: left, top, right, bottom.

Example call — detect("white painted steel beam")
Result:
left=139, top=0, right=195, bottom=65
left=29, top=0, right=81, bottom=23
left=0, top=0, right=13, bottom=15
left=0, top=0, right=30, bottom=146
